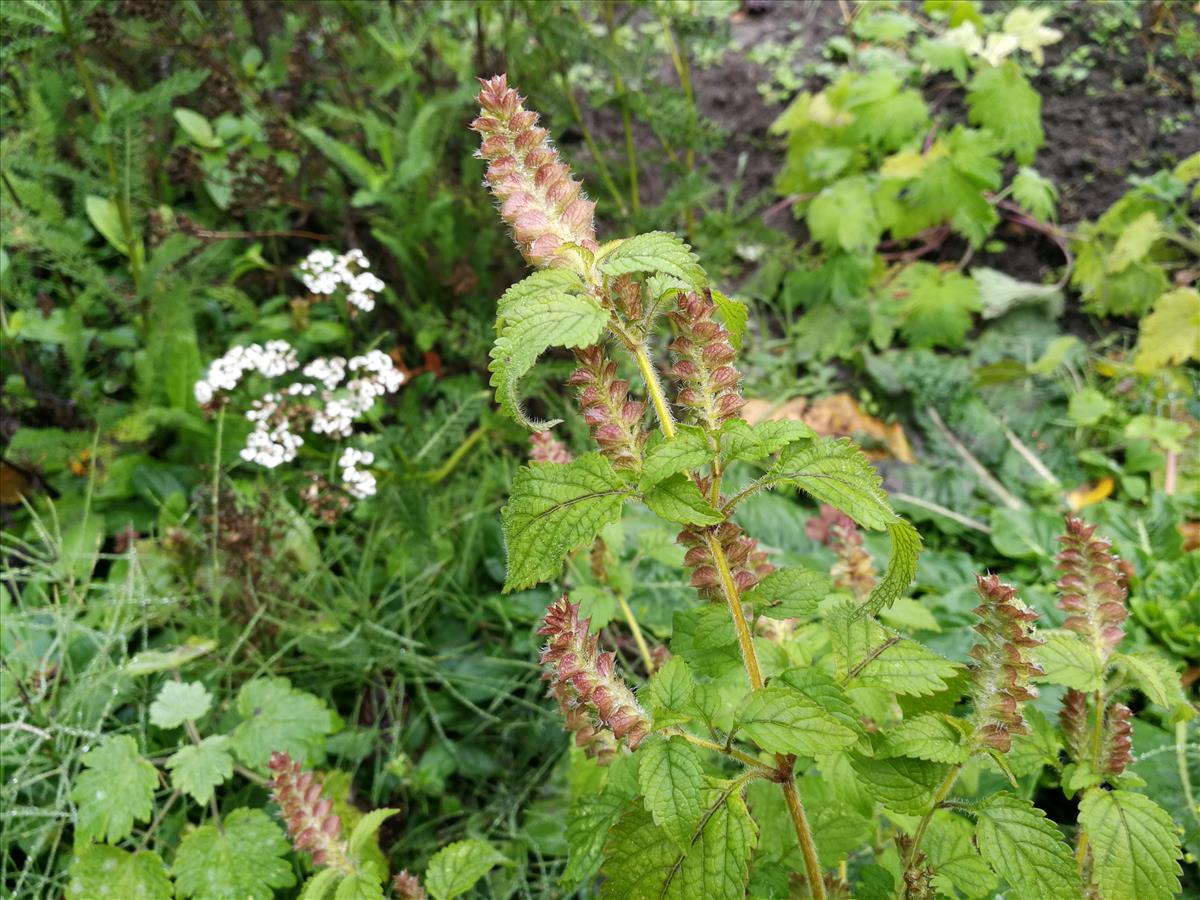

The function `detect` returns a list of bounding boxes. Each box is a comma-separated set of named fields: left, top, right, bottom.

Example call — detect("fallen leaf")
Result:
left=742, top=394, right=915, bottom=463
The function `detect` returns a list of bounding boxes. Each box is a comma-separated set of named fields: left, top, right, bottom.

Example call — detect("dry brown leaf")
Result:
left=742, top=393, right=915, bottom=463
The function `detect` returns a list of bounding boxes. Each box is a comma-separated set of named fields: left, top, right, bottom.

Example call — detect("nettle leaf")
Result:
left=880, top=714, right=968, bottom=763
left=598, top=231, right=706, bottom=290
left=711, top=290, right=748, bottom=348
left=719, top=419, right=814, bottom=465
left=848, top=753, right=948, bottom=816
left=424, top=839, right=507, bottom=900
left=602, top=785, right=757, bottom=899
left=742, top=567, right=830, bottom=620
left=642, top=657, right=697, bottom=729
left=495, top=268, right=587, bottom=318
left=1134, top=287, right=1200, bottom=374
left=737, top=684, right=857, bottom=756
left=974, top=792, right=1080, bottom=899
left=641, top=425, right=711, bottom=489
left=865, top=519, right=923, bottom=618
left=1080, top=789, right=1182, bottom=900
left=564, top=758, right=640, bottom=889
left=348, top=808, right=399, bottom=860
left=149, top=680, right=212, bottom=729
left=501, top=453, right=633, bottom=591
left=966, top=62, right=1043, bottom=164
left=1115, top=651, right=1189, bottom=718
left=490, top=290, right=609, bottom=430
left=642, top=474, right=723, bottom=526
left=67, top=844, right=173, bottom=900
left=888, top=262, right=982, bottom=350
left=1012, top=166, right=1058, bottom=221
left=333, top=872, right=387, bottom=900
left=231, top=677, right=339, bottom=769
left=777, top=668, right=864, bottom=742
left=165, top=735, right=234, bottom=805
left=71, top=735, right=157, bottom=844
left=1033, top=630, right=1104, bottom=691
left=173, top=808, right=295, bottom=900
left=639, top=736, right=705, bottom=850
left=924, top=810, right=997, bottom=900
left=830, top=603, right=959, bottom=696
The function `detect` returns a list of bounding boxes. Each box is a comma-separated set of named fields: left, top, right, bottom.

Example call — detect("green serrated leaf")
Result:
left=495, top=268, right=587, bottom=319
left=924, top=810, right=997, bottom=899
left=738, top=685, right=857, bottom=756
left=149, top=681, right=212, bottom=729
left=501, top=453, right=632, bottom=591
left=862, top=519, right=923, bottom=617
left=880, top=714, right=968, bottom=763
left=563, top=762, right=640, bottom=889
left=165, top=735, right=233, bottom=805
left=425, top=839, right=506, bottom=900
left=966, top=62, right=1043, bottom=164
left=830, top=603, right=959, bottom=696
left=67, top=844, right=173, bottom=900
left=347, top=808, right=399, bottom=859
left=639, top=736, right=705, bottom=850
left=848, top=753, right=948, bottom=816
left=1114, top=651, right=1188, bottom=716
left=643, top=657, right=696, bottom=730
left=719, top=419, right=815, bottom=464
left=808, top=176, right=881, bottom=253
left=598, top=231, right=706, bottom=289
left=1012, top=166, right=1058, bottom=221
left=642, top=474, right=723, bottom=525
left=231, top=677, right=339, bottom=770
left=490, top=292, right=610, bottom=429
left=1080, top=789, right=1183, bottom=900
left=1033, top=630, right=1104, bottom=691
left=777, top=668, right=865, bottom=742
left=711, top=290, right=748, bottom=348
left=1134, top=287, right=1200, bottom=374
left=767, top=437, right=896, bottom=530
left=742, top=567, right=830, bottom=620
left=334, top=873, right=387, bottom=900
left=640, top=425, right=711, bottom=489
left=299, top=868, right=344, bottom=900
left=1107, top=211, right=1162, bottom=274
left=71, top=735, right=157, bottom=844
left=974, top=792, right=1080, bottom=899
left=889, top=262, right=982, bottom=350
left=173, top=808, right=295, bottom=899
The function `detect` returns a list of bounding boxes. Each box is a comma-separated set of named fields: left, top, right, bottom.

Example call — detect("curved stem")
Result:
left=615, top=592, right=656, bottom=675
left=667, top=729, right=773, bottom=773
left=783, top=778, right=827, bottom=900
left=905, top=764, right=962, bottom=873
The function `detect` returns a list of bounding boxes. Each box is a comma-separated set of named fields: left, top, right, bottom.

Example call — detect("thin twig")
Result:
left=890, top=492, right=992, bottom=534
left=925, top=406, right=1024, bottom=510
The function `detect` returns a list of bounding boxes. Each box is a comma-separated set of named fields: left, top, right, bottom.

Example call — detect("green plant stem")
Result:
left=1178, top=721, right=1198, bottom=830
left=424, top=424, right=488, bottom=484
left=707, top=531, right=764, bottom=691
left=905, top=764, right=962, bottom=873
left=615, top=592, right=656, bottom=674
left=783, top=777, right=827, bottom=900
left=668, top=729, right=773, bottom=773
left=633, top=345, right=676, bottom=439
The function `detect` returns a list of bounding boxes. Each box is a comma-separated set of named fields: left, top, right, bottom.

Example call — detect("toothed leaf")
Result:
left=598, top=231, right=706, bottom=290
left=974, top=792, right=1080, bottom=899
left=1078, top=789, right=1182, bottom=900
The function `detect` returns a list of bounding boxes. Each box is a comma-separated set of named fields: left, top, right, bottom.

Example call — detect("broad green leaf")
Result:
left=639, top=736, right=705, bottom=850
left=738, top=684, right=857, bottom=755
left=124, top=638, right=216, bottom=676
left=808, top=176, right=881, bottom=253
left=1012, top=166, right=1058, bottom=221
left=1115, top=651, right=1189, bottom=717
left=719, top=419, right=815, bottom=464
left=1107, top=212, right=1162, bottom=274
left=881, top=714, right=969, bottom=763
left=71, top=735, right=157, bottom=843
left=1080, top=789, right=1183, bottom=900
left=85, top=195, right=129, bottom=255
left=711, top=290, right=747, bottom=348
left=231, top=677, right=339, bottom=769
left=334, top=873, right=386, bottom=900
left=424, top=839, right=507, bottom=900
left=1068, top=386, right=1115, bottom=426
left=67, top=844, right=172, bottom=900
left=173, top=808, right=295, bottom=899
left=173, top=108, right=220, bottom=149
left=830, top=603, right=959, bottom=696
left=640, top=425, right=710, bottom=489
left=642, top=474, right=723, bottom=525
left=149, top=681, right=212, bottom=729
left=966, top=62, right=1043, bottom=164
left=348, top=808, right=399, bottom=859
left=598, top=231, right=706, bottom=290
left=490, top=292, right=610, bottom=429
left=924, top=810, right=997, bottom=899
left=643, top=657, right=696, bottom=730
left=563, top=761, right=639, bottom=889
left=1134, top=287, right=1200, bottom=374
left=299, top=870, right=344, bottom=900
left=1001, top=6, right=1062, bottom=63
left=863, top=519, right=923, bottom=617
left=501, top=453, right=632, bottom=591
left=888, top=262, right=982, bottom=349
left=1033, top=631, right=1104, bottom=691
left=974, top=792, right=1080, bottom=899
left=495, top=268, right=587, bottom=319
left=777, top=668, right=865, bottom=742
left=848, top=753, right=948, bottom=815
left=767, top=437, right=896, bottom=530
left=973, top=266, right=1063, bottom=320
left=742, top=566, right=830, bottom=620
left=165, top=735, right=233, bottom=805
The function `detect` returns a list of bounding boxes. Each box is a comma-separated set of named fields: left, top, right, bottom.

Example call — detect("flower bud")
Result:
left=1056, top=516, right=1128, bottom=664
left=1101, top=702, right=1133, bottom=776
left=568, top=347, right=646, bottom=471
left=665, top=292, right=746, bottom=429
left=392, top=871, right=427, bottom=900
left=473, top=75, right=598, bottom=268
left=676, top=522, right=772, bottom=602
left=268, top=751, right=353, bottom=874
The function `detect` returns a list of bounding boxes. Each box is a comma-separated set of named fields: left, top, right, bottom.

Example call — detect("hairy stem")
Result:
left=667, top=729, right=773, bottom=773
left=633, top=344, right=677, bottom=439
left=615, top=592, right=656, bottom=675
left=707, top=531, right=764, bottom=690
left=905, top=764, right=962, bottom=873
left=782, top=778, right=827, bottom=900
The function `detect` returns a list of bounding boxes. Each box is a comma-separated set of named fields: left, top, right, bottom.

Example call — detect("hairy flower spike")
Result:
left=666, top=292, right=745, bottom=429
left=391, top=871, right=427, bottom=900
left=538, top=596, right=650, bottom=757
left=968, top=575, right=1044, bottom=753
left=529, top=430, right=573, bottom=465
left=677, top=521, right=773, bottom=601
left=1101, top=702, right=1134, bottom=776
left=1060, top=687, right=1090, bottom=764
left=805, top=504, right=877, bottom=600
left=472, top=75, right=598, bottom=268
left=268, top=751, right=352, bottom=873
left=566, top=347, right=647, bottom=471
left=1056, top=516, right=1129, bottom=664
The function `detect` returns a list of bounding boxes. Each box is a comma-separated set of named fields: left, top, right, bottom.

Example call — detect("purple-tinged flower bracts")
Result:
left=565, top=347, right=646, bottom=472
left=538, top=596, right=650, bottom=758
left=529, top=430, right=574, bottom=465
left=392, top=870, right=427, bottom=900
left=968, top=575, right=1044, bottom=753
left=268, top=751, right=352, bottom=873
left=1060, top=687, right=1090, bottom=763
left=805, top=504, right=877, bottom=600
left=1056, top=516, right=1128, bottom=664
left=678, top=520, right=774, bottom=602
left=1101, top=702, right=1134, bottom=776
left=666, top=292, right=745, bottom=430
left=472, top=75, right=598, bottom=269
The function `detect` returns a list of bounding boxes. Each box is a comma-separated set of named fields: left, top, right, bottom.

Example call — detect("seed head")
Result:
left=805, top=504, right=876, bottom=600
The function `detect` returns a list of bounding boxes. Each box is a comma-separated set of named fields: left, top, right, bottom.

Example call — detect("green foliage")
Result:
left=67, top=844, right=173, bottom=900
left=1078, top=789, right=1183, bottom=900
left=424, top=840, right=507, bottom=900
left=70, top=736, right=158, bottom=844
left=974, top=793, right=1081, bottom=898
left=172, top=808, right=296, bottom=900
left=231, top=677, right=340, bottom=770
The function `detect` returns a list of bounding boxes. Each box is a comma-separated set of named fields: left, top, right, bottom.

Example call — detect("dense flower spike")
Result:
left=565, top=347, right=647, bottom=471
left=528, top=430, right=574, bottom=465
left=472, top=75, right=598, bottom=268
left=538, top=596, right=650, bottom=757
left=268, top=751, right=352, bottom=873
left=678, top=520, right=774, bottom=601
left=1101, top=702, right=1134, bottom=776
left=1056, top=515, right=1129, bottom=664
left=666, top=292, right=745, bottom=429
left=967, top=575, right=1044, bottom=753
left=805, top=504, right=877, bottom=600
left=391, top=870, right=427, bottom=900
left=1060, top=687, right=1090, bottom=763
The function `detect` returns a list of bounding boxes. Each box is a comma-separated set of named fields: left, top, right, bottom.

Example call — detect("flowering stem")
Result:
left=615, top=592, right=656, bottom=675
left=905, top=764, right=962, bottom=872
left=633, top=344, right=676, bottom=440
left=782, top=778, right=827, bottom=900
left=706, top=531, right=763, bottom=691
left=667, top=729, right=773, bottom=773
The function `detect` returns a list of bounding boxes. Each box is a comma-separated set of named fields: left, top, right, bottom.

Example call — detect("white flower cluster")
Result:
left=194, top=341, right=299, bottom=406
left=299, top=248, right=386, bottom=312
left=339, top=446, right=376, bottom=499
left=311, top=351, right=406, bottom=438
left=239, top=383, right=318, bottom=468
